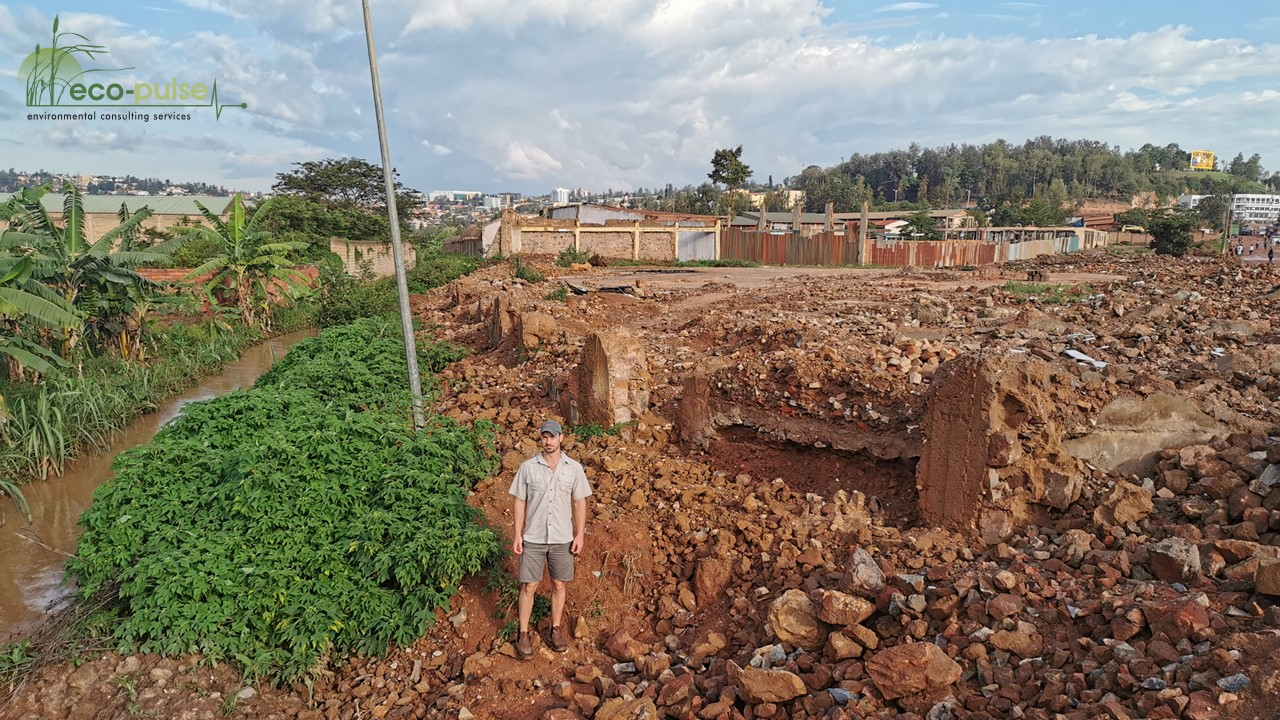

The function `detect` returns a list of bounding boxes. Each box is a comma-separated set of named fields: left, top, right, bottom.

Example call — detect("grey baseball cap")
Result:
left=539, top=420, right=564, bottom=436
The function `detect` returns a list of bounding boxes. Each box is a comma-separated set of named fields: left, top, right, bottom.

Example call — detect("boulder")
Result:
left=991, top=622, right=1044, bottom=658
left=1256, top=560, right=1280, bottom=596
left=825, top=632, right=863, bottom=661
left=487, top=293, right=518, bottom=348
left=768, top=589, right=827, bottom=651
left=866, top=642, right=962, bottom=701
left=594, top=698, right=658, bottom=720
left=1147, top=537, right=1201, bottom=583
left=817, top=589, right=875, bottom=627
left=1144, top=596, right=1210, bottom=644
left=518, top=311, right=558, bottom=351
left=604, top=629, right=647, bottom=662
left=695, top=557, right=732, bottom=607
left=738, top=667, right=808, bottom=704
left=913, top=295, right=953, bottom=325
left=843, top=548, right=886, bottom=598
left=1094, top=481, right=1154, bottom=526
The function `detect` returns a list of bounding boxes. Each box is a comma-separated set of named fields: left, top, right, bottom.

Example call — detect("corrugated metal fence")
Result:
left=720, top=230, right=862, bottom=265
left=720, top=227, right=1108, bottom=268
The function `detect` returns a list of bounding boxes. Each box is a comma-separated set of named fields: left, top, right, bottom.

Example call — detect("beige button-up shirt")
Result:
left=508, top=453, right=592, bottom=544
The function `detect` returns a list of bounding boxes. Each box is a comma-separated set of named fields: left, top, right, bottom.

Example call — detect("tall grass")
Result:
left=0, top=322, right=263, bottom=520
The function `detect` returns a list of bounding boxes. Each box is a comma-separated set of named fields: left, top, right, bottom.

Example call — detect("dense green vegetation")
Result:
left=314, top=252, right=478, bottom=328
left=631, top=137, right=1276, bottom=220
left=0, top=183, right=323, bottom=518
left=68, top=317, right=500, bottom=682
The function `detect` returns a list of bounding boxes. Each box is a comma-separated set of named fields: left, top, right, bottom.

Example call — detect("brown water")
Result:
left=0, top=329, right=315, bottom=642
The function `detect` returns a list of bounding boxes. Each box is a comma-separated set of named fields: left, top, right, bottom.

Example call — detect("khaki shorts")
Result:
left=519, top=542, right=574, bottom=583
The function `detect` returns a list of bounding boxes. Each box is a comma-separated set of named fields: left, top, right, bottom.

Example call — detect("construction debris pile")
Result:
left=4, top=249, right=1280, bottom=720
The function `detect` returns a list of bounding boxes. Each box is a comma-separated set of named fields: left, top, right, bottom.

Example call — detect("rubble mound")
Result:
left=7, top=252, right=1280, bottom=720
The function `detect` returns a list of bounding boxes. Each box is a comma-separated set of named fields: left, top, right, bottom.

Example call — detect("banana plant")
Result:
left=2, top=184, right=184, bottom=356
left=177, top=194, right=311, bottom=331
left=0, top=250, right=77, bottom=374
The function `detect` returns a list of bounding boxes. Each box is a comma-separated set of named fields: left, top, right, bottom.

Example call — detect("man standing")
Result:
left=508, top=420, right=592, bottom=659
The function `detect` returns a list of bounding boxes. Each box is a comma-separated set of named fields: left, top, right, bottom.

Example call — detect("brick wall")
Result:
left=329, top=239, right=418, bottom=279
left=520, top=231, right=582, bottom=256
left=576, top=232, right=635, bottom=259
left=638, top=231, right=677, bottom=260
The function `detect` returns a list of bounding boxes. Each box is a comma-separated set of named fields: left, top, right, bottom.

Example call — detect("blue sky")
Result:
left=2, top=0, right=1279, bottom=196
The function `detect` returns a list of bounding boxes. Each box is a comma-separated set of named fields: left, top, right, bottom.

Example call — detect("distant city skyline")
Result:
left=2, top=1, right=1278, bottom=195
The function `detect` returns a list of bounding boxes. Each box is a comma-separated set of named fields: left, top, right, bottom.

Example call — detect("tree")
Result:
left=1148, top=208, right=1198, bottom=256
left=1113, top=208, right=1151, bottom=228
left=273, top=157, right=410, bottom=208
left=708, top=146, right=752, bottom=191
left=270, top=157, right=423, bottom=238
left=1193, top=194, right=1230, bottom=232
left=761, top=188, right=793, bottom=212
left=904, top=210, right=942, bottom=240
left=254, top=194, right=390, bottom=251
left=178, top=195, right=311, bottom=332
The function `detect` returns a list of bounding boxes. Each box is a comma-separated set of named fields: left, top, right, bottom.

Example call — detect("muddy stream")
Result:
left=0, top=329, right=315, bottom=643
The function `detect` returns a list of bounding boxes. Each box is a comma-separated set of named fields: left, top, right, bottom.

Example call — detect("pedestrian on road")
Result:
left=1270, top=247, right=1275, bottom=264
left=509, top=419, right=592, bottom=659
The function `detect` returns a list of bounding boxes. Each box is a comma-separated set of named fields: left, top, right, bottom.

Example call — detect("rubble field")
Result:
left=5, top=248, right=1280, bottom=720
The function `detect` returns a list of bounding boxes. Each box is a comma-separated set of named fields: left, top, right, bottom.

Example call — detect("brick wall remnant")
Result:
left=562, top=328, right=651, bottom=427
left=917, top=351, right=1086, bottom=544
left=487, top=294, right=518, bottom=349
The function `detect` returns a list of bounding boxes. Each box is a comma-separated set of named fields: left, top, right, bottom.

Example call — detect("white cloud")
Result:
left=500, top=141, right=563, bottom=179
left=875, top=2, right=939, bottom=12
left=419, top=138, right=452, bottom=155
left=3, top=1, right=1280, bottom=196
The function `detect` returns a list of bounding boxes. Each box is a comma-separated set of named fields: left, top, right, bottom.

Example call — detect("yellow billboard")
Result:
left=1189, top=150, right=1215, bottom=171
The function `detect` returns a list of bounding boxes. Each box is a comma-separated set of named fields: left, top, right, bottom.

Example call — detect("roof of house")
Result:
left=551, top=202, right=723, bottom=222
left=730, top=209, right=969, bottom=226
left=0, top=193, right=234, bottom=216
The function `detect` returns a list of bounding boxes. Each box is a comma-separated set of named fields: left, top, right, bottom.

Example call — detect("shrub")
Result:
left=544, top=286, right=568, bottom=303
left=511, top=256, right=545, bottom=283
left=406, top=253, right=477, bottom=294
left=555, top=245, right=591, bottom=268
left=314, top=253, right=479, bottom=328
left=314, top=262, right=398, bottom=328
left=570, top=422, right=626, bottom=439
left=68, top=318, right=499, bottom=682
left=163, top=233, right=223, bottom=268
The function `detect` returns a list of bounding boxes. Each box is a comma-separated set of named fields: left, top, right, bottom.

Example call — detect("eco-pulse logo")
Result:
left=21, top=15, right=247, bottom=122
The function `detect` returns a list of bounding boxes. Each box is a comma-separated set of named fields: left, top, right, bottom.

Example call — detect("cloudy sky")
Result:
left=2, top=0, right=1279, bottom=196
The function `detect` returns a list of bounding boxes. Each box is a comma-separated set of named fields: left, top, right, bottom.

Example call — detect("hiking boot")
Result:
left=515, top=631, right=533, bottom=659
left=549, top=625, right=568, bottom=653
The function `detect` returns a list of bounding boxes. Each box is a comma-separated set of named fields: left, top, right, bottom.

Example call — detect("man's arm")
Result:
left=570, top=497, right=586, bottom=554
left=513, top=498, right=526, bottom=555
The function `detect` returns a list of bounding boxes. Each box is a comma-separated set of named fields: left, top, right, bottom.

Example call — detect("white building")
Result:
left=1180, top=193, right=1280, bottom=224
left=428, top=190, right=482, bottom=203
left=552, top=187, right=570, bottom=204
left=483, top=195, right=504, bottom=210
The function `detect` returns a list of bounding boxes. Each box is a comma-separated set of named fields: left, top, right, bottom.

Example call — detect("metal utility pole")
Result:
left=361, top=0, right=424, bottom=429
